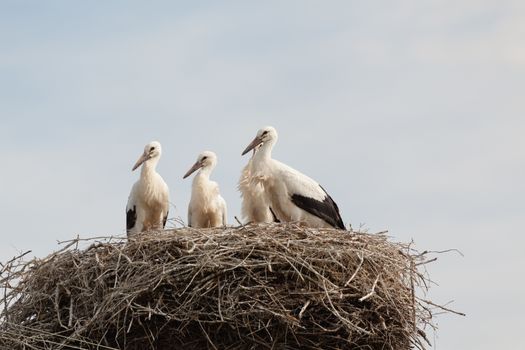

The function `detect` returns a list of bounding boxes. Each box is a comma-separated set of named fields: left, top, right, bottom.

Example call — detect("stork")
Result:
left=126, top=141, right=170, bottom=236
left=238, top=145, right=278, bottom=224
left=183, top=151, right=227, bottom=228
left=241, top=126, right=345, bottom=229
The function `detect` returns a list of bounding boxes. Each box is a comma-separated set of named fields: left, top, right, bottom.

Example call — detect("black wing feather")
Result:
left=269, top=207, right=281, bottom=223
left=163, top=211, right=169, bottom=228
left=290, top=185, right=345, bottom=229
left=126, top=205, right=137, bottom=234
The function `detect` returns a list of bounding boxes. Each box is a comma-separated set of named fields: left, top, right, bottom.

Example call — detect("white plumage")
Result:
left=126, top=141, right=170, bottom=236
left=241, top=126, right=345, bottom=229
left=238, top=146, right=275, bottom=223
left=184, top=151, right=227, bottom=228
left=238, top=146, right=276, bottom=224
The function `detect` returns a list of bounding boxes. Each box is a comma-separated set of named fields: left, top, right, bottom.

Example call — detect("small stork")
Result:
left=241, top=126, right=345, bottom=229
left=126, top=141, right=170, bottom=236
left=183, top=151, right=227, bottom=228
left=238, top=145, right=278, bottom=224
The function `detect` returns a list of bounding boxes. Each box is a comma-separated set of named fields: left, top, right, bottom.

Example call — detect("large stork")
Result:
left=238, top=145, right=278, bottom=224
left=183, top=151, right=227, bottom=228
left=126, top=141, right=170, bottom=236
left=241, top=126, right=345, bottom=229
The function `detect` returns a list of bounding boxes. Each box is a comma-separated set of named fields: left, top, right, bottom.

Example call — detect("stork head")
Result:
left=132, top=141, right=162, bottom=171
left=183, top=151, right=217, bottom=179
left=241, top=126, right=278, bottom=156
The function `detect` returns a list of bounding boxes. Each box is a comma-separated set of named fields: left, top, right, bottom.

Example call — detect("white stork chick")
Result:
left=126, top=141, right=170, bottom=236
left=238, top=145, right=278, bottom=224
left=241, top=126, right=345, bottom=229
left=183, top=151, right=227, bottom=228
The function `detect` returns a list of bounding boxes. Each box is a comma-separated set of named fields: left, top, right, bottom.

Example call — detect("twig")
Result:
left=416, top=257, right=438, bottom=266
left=419, top=298, right=466, bottom=316
left=359, top=275, right=380, bottom=302
left=417, top=248, right=464, bottom=257
left=234, top=216, right=243, bottom=226
left=345, top=252, right=364, bottom=286
left=298, top=300, right=310, bottom=319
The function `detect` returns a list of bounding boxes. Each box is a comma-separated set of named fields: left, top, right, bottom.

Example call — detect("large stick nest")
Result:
left=1, top=224, right=442, bottom=349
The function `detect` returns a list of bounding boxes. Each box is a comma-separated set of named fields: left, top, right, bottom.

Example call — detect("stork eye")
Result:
left=150, top=147, right=155, bottom=151
left=202, top=156, right=208, bottom=161
left=262, top=131, right=268, bottom=135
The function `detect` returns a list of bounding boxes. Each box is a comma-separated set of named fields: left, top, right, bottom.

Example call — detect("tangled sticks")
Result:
left=0, top=224, right=448, bottom=349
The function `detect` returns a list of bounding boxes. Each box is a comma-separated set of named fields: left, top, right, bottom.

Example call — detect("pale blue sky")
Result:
left=1, top=1, right=524, bottom=349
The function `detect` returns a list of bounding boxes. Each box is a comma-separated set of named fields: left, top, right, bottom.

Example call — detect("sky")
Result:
left=1, top=1, right=524, bottom=348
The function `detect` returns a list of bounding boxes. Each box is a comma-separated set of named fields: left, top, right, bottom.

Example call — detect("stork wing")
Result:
left=159, top=177, right=170, bottom=229
left=126, top=183, right=139, bottom=235
left=188, top=208, right=193, bottom=228
left=126, top=204, right=137, bottom=233
left=269, top=207, right=280, bottom=223
left=291, top=185, right=345, bottom=229
left=163, top=210, right=169, bottom=228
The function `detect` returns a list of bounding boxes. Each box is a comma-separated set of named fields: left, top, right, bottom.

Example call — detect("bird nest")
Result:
left=0, top=224, right=454, bottom=349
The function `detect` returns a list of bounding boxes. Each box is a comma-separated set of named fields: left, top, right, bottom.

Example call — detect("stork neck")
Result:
left=140, top=158, right=159, bottom=178
left=255, top=140, right=274, bottom=161
left=197, top=165, right=213, bottom=180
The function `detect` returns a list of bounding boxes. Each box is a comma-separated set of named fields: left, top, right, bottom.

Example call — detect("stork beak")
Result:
left=132, top=152, right=149, bottom=171
left=183, top=161, right=203, bottom=179
left=242, top=136, right=263, bottom=156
